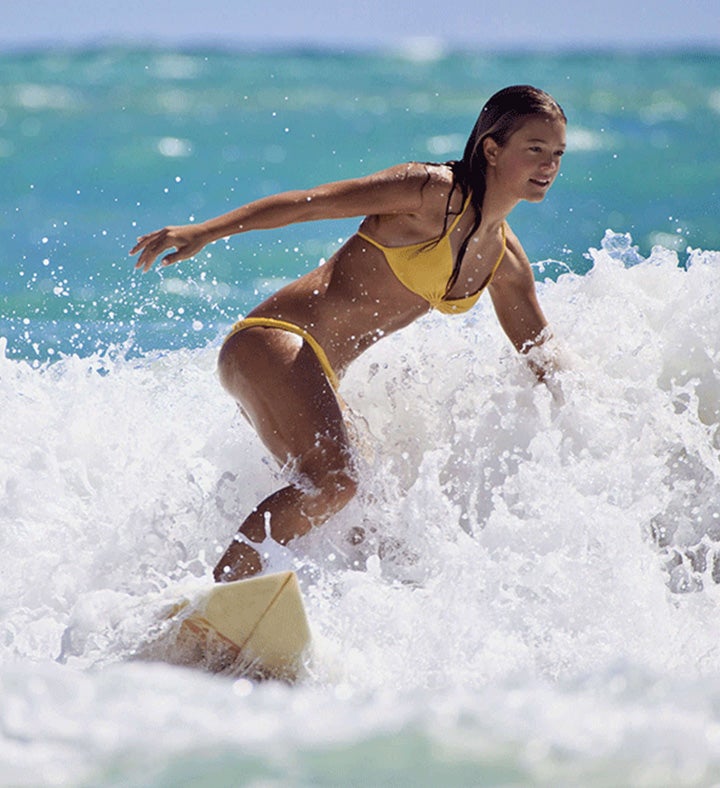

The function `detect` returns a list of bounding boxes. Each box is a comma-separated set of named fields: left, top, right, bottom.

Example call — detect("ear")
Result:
left=483, top=136, right=499, bottom=166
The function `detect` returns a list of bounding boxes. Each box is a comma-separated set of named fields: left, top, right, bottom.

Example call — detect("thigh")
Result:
left=218, top=327, right=351, bottom=475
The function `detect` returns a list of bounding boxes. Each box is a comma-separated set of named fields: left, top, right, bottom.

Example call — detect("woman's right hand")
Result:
left=130, top=224, right=209, bottom=272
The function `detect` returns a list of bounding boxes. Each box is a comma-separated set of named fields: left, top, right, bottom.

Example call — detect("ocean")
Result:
left=1, top=45, right=720, bottom=786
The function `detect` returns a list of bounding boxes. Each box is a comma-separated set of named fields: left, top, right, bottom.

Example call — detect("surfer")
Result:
left=131, top=84, right=567, bottom=582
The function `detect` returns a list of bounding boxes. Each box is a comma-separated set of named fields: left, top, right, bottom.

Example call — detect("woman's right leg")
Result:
left=213, top=326, right=357, bottom=581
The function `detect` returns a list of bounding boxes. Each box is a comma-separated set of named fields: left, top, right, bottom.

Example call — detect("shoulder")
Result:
left=302, top=162, right=450, bottom=220
left=368, top=161, right=454, bottom=194
left=359, top=161, right=459, bottom=217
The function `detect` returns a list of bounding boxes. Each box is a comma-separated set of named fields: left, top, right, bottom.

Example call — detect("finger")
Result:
left=129, top=236, right=155, bottom=254
left=135, top=254, right=157, bottom=271
left=137, top=247, right=164, bottom=272
left=137, top=240, right=179, bottom=271
left=144, top=248, right=169, bottom=272
left=129, top=237, right=148, bottom=255
left=161, top=250, right=185, bottom=266
left=130, top=229, right=168, bottom=256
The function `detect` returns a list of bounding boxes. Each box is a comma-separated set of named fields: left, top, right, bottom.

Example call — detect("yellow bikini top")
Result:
left=357, top=198, right=507, bottom=315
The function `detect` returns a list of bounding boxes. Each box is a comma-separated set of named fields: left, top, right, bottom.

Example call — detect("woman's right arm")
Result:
left=130, top=163, right=433, bottom=272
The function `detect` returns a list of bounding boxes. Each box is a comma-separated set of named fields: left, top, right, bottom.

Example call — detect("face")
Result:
left=484, top=115, right=567, bottom=203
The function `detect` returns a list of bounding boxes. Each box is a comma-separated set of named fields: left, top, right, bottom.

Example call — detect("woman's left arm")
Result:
left=487, top=228, right=557, bottom=381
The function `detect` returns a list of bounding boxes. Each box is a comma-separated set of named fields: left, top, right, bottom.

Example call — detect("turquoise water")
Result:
left=1, top=47, right=718, bottom=359
left=2, top=47, right=720, bottom=786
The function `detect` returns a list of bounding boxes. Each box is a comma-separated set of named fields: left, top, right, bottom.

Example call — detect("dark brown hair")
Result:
left=444, top=85, right=567, bottom=290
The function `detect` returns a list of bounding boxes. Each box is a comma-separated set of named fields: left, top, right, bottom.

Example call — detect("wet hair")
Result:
left=442, top=85, right=567, bottom=290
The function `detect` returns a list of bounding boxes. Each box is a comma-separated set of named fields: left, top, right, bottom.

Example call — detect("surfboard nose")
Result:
left=177, top=571, right=311, bottom=680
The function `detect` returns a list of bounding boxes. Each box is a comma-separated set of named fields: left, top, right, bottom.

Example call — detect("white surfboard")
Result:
left=171, top=571, right=311, bottom=680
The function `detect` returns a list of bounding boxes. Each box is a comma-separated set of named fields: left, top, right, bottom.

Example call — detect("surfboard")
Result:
left=171, top=571, right=311, bottom=681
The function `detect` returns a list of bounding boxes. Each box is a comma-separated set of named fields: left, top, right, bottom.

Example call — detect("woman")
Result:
left=131, top=84, right=567, bottom=582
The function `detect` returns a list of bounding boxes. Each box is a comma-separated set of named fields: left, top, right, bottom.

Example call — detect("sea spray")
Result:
left=3, top=43, right=720, bottom=783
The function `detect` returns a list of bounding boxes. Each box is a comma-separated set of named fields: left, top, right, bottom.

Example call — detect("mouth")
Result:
left=529, top=177, right=551, bottom=188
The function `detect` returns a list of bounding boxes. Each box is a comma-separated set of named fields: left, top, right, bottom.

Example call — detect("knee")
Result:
left=300, top=465, right=358, bottom=524
left=323, top=467, right=358, bottom=510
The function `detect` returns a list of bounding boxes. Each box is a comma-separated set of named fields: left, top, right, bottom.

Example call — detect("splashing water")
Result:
left=2, top=234, right=720, bottom=785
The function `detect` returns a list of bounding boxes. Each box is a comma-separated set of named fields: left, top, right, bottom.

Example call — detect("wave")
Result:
left=2, top=233, right=720, bottom=784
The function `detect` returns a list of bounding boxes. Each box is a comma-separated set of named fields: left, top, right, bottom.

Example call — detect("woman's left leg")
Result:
left=212, top=327, right=357, bottom=581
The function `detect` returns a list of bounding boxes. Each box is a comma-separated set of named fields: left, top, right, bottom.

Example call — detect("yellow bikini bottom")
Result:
left=224, top=316, right=340, bottom=391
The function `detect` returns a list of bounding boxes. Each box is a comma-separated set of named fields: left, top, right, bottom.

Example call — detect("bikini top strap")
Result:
left=445, top=194, right=472, bottom=236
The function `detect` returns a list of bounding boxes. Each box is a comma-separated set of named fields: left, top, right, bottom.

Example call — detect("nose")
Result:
left=539, top=157, right=560, bottom=179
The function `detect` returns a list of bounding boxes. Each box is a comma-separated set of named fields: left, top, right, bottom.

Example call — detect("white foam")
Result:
left=2, top=234, right=720, bottom=784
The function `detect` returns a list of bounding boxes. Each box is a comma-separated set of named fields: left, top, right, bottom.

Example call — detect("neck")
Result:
left=480, top=171, right=521, bottom=228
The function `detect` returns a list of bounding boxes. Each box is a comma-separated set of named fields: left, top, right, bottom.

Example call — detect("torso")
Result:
left=249, top=163, right=512, bottom=377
